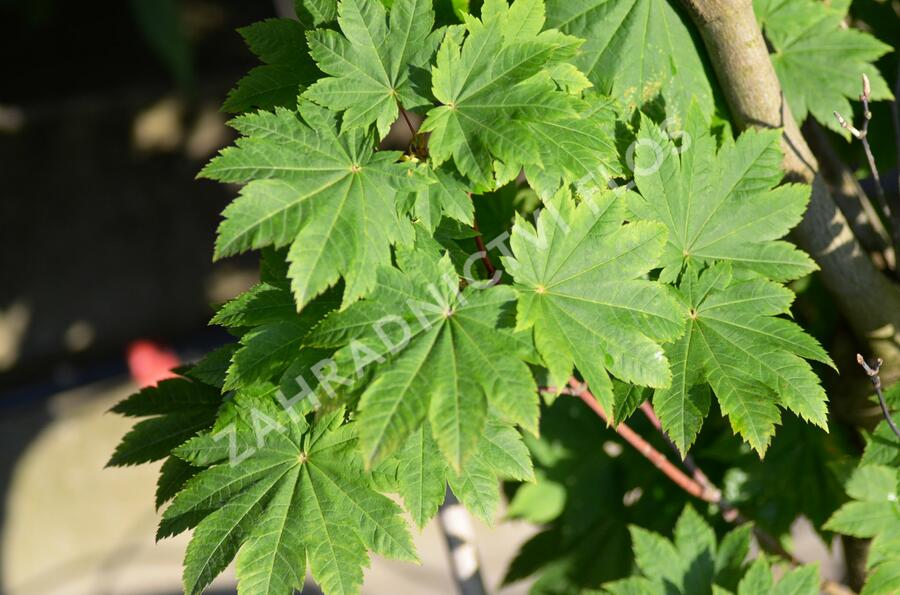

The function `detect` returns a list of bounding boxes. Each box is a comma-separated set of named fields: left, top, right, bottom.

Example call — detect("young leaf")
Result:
left=305, top=0, right=442, bottom=138
left=201, top=102, right=423, bottom=309
left=407, top=162, right=475, bottom=232
left=165, top=401, right=416, bottom=595
left=861, top=382, right=900, bottom=467
left=504, top=188, right=684, bottom=421
left=655, top=263, right=831, bottom=455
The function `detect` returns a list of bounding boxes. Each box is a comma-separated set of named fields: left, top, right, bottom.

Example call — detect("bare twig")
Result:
left=857, top=354, right=900, bottom=439
left=802, top=119, right=895, bottom=269
left=834, top=75, right=900, bottom=258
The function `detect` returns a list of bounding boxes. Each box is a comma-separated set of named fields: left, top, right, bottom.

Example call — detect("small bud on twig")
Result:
left=833, top=111, right=862, bottom=139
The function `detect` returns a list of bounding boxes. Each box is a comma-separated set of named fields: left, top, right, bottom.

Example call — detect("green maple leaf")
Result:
left=211, top=282, right=339, bottom=391
left=420, top=0, right=585, bottom=190
left=163, top=397, right=416, bottom=595
left=826, top=464, right=900, bottom=595
left=108, top=377, right=222, bottom=467
left=755, top=0, right=892, bottom=137
left=545, top=0, right=714, bottom=121
left=630, top=108, right=816, bottom=283
left=503, top=188, right=685, bottom=421
left=304, top=0, right=443, bottom=138
left=295, top=0, right=338, bottom=27
left=403, top=162, right=475, bottom=232
left=224, top=19, right=319, bottom=113
left=383, top=419, right=534, bottom=527
left=201, top=102, right=423, bottom=309
left=524, top=92, right=622, bottom=197
left=306, top=246, right=538, bottom=470
left=654, top=263, right=832, bottom=455
left=603, top=505, right=819, bottom=595
left=734, top=557, right=819, bottom=595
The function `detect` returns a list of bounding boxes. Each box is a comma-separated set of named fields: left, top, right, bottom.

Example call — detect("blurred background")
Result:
left=0, top=1, right=534, bottom=593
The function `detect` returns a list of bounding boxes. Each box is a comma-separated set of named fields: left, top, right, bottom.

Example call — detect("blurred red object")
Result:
left=127, top=340, right=180, bottom=387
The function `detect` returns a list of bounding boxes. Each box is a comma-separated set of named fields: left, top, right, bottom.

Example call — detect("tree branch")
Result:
left=834, top=75, right=900, bottom=261
left=802, top=119, right=894, bottom=269
left=677, top=0, right=900, bottom=372
left=857, top=354, right=900, bottom=439
left=562, top=383, right=716, bottom=501
left=558, top=380, right=855, bottom=594
left=438, top=489, right=488, bottom=595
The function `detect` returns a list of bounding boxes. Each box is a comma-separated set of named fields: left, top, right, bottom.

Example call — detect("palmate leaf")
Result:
left=825, top=464, right=900, bottom=595
left=306, top=246, right=538, bottom=470
left=655, top=263, right=832, bottom=455
left=381, top=419, right=534, bottom=527
left=211, top=282, right=339, bottom=391
left=629, top=108, right=816, bottom=283
left=304, top=0, right=443, bottom=138
left=602, top=505, right=819, bottom=595
left=420, top=0, right=585, bottom=190
left=295, top=0, right=339, bottom=27
left=404, top=162, right=475, bottom=232
left=224, top=19, right=319, bottom=114
left=108, top=377, right=222, bottom=467
left=201, top=102, right=422, bottom=309
left=754, top=0, right=892, bottom=137
left=164, top=397, right=416, bottom=595
left=503, top=188, right=684, bottom=421
left=524, top=92, right=622, bottom=197
left=545, top=0, right=714, bottom=121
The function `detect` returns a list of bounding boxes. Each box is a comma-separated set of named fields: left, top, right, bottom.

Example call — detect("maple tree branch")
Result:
left=438, top=489, right=488, bottom=595
left=466, top=192, right=498, bottom=280
left=857, top=353, right=900, bottom=439
left=638, top=401, right=716, bottom=494
left=553, top=380, right=855, bottom=594
left=553, top=382, right=717, bottom=502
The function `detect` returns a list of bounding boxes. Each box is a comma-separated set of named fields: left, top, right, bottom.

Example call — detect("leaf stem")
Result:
left=856, top=353, right=900, bottom=439
left=471, top=216, right=497, bottom=279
